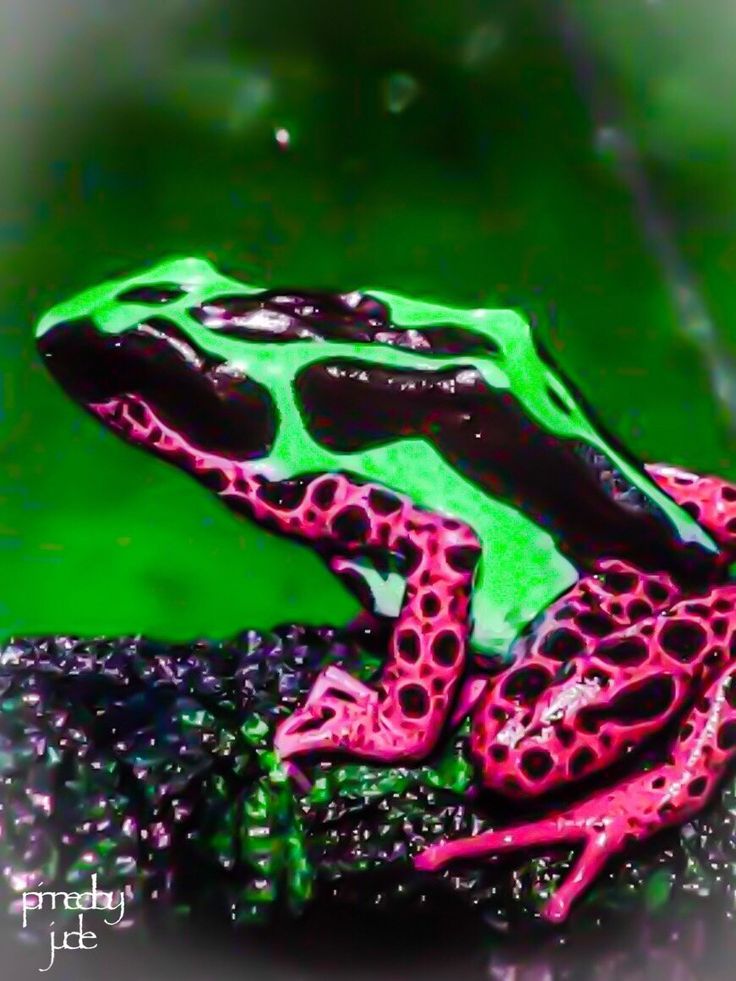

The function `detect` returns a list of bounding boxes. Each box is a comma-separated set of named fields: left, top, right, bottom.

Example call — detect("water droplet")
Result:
left=383, top=73, right=420, bottom=114
left=461, top=22, right=504, bottom=70
left=274, top=127, right=291, bottom=149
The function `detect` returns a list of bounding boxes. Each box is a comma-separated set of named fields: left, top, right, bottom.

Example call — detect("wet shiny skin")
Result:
left=37, top=259, right=736, bottom=922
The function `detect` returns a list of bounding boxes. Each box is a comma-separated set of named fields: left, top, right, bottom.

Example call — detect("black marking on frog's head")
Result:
left=37, top=315, right=277, bottom=461
left=187, top=290, right=502, bottom=357
left=36, top=266, right=505, bottom=471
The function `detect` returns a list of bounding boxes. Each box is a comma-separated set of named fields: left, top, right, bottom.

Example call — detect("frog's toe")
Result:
left=303, top=664, right=375, bottom=709
left=274, top=703, right=378, bottom=759
left=274, top=670, right=381, bottom=760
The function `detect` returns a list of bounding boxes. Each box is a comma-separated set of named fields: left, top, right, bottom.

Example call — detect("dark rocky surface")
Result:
left=0, top=625, right=735, bottom=944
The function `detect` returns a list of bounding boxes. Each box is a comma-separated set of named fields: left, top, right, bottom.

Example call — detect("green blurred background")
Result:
left=1, top=0, right=735, bottom=641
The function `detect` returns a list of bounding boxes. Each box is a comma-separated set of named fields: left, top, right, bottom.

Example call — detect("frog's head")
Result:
left=35, top=255, right=408, bottom=467
left=36, top=257, right=282, bottom=464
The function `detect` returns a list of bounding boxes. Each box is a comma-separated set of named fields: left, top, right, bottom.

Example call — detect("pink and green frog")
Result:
left=36, top=256, right=736, bottom=923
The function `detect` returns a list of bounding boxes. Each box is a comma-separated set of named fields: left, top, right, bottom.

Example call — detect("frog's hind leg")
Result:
left=418, top=584, right=736, bottom=923
left=225, top=471, right=481, bottom=764
left=647, top=462, right=736, bottom=555
left=468, top=559, right=683, bottom=797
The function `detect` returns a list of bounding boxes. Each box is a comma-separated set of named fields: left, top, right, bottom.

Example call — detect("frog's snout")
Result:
left=37, top=316, right=196, bottom=404
left=37, top=316, right=277, bottom=461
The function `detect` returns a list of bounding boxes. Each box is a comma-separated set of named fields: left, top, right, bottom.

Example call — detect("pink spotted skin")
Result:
left=646, top=463, right=736, bottom=553
left=419, top=467, right=736, bottom=922
left=90, top=394, right=481, bottom=762
left=89, top=395, right=736, bottom=924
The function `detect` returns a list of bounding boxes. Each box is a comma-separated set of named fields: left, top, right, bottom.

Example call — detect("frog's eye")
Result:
left=117, top=284, right=186, bottom=305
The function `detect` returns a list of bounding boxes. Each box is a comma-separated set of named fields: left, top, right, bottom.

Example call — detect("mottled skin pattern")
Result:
left=93, top=394, right=481, bottom=762
left=418, top=469, right=736, bottom=920
left=36, top=261, right=736, bottom=923
left=93, top=397, right=736, bottom=921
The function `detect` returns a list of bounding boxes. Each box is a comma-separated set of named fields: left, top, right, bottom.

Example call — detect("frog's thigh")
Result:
left=469, top=560, right=717, bottom=798
left=421, top=585, right=736, bottom=923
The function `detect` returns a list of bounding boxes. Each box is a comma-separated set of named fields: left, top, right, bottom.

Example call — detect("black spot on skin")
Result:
left=399, top=684, right=429, bottom=718
left=540, top=628, right=584, bottom=660
left=652, top=775, right=666, bottom=789
left=688, top=776, right=708, bottom=797
left=445, top=545, right=481, bottom=573
left=577, top=613, right=614, bottom=637
left=685, top=603, right=710, bottom=618
left=367, top=488, right=403, bottom=515
left=491, top=745, right=508, bottom=762
left=432, top=631, right=460, bottom=666
left=725, top=676, right=736, bottom=710
left=627, top=600, right=652, bottom=621
left=579, top=675, right=676, bottom=730
left=718, top=721, right=736, bottom=750
left=198, top=468, right=228, bottom=492
left=679, top=723, right=694, bottom=741
left=570, top=746, right=596, bottom=777
left=521, top=748, right=553, bottom=780
left=727, top=518, right=736, bottom=534
left=117, top=284, right=186, bottom=304
left=722, top=486, right=736, bottom=502
left=331, top=506, right=371, bottom=543
left=397, top=631, right=420, bottom=663
left=602, top=571, right=638, bottom=594
left=644, top=580, right=671, bottom=603
left=660, top=620, right=707, bottom=662
left=125, top=399, right=148, bottom=427
left=421, top=593, right=441, bottom=618
left=556, top=725, right=575, bottom=748
left=401, top=539, right=423, bottom=576
left=313, top=479, right=338, bottom=509
left=501, top=666, right=552, bottom=703
left=258, top=477, right=309, bottom=510
left=554, top=605, right=575, bottom=620
left=596, top=638, right=649, bottom=667
left=715, top=598, right=733, bottom=614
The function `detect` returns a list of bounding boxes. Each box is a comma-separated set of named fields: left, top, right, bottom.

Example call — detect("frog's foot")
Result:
left=416, top=789, right=636, bottom=923
left=274, top=665, right=402, bottom=760
left=647, top=462, right=736, bottom=555
left=418, top=633, right=736, bottom=923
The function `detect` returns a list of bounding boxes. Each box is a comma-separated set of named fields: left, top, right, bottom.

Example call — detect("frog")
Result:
left=36, top=255, right=736, bottom=923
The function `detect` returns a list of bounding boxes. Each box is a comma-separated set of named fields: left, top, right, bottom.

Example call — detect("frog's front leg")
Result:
left=228, top=472, right=483, bottom=764
left=417, top=584, right=736, bottom=922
